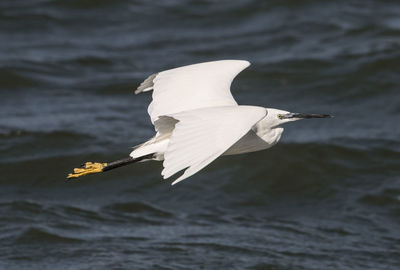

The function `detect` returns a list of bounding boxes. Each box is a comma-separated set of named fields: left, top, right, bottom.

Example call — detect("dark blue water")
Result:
left=1, top=1, right=400, bottom=269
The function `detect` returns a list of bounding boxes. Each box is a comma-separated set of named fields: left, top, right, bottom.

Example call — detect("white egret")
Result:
left=68, top=60, right=331, bottom=185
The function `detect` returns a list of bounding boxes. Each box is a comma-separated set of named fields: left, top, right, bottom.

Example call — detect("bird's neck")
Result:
left=254, top=118, right=284, bottom=146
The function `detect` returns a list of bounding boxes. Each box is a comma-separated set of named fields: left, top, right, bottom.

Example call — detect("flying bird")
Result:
left=67, top=60, right=331, bottom=185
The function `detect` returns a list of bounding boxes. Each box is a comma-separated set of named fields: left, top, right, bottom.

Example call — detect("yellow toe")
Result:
left=67, top=162, right=107, bottom=179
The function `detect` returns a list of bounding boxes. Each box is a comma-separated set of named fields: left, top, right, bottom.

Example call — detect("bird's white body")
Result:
left=132, top=106, right=284, bottom=160
left=131, top=60, right=328, bottom=185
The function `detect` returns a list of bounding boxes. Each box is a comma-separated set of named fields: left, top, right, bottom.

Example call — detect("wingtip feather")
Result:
left=171, top=175, right=186, bottom=185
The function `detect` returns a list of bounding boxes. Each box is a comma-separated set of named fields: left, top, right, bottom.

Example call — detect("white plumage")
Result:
left=131, top=60, right=331, bottom=184
left=135, top=60, right=248, bottom=124
left=161, top=106, right=266, bottom=185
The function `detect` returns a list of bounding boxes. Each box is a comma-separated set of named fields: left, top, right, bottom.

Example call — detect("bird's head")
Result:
left=266, top=108, right=332, bottom=127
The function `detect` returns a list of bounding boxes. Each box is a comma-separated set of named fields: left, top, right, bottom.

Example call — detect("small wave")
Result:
left=246, top=141, right=400, bottom=178
left=1, top=129, right=105, bottom=177
left=359, top=188, right=400, bottom=207
left=168, top=241, right=256, bottom=255
left=346, top=23, right=400, bottom=37
left=28, top=130, right=94, bottom=141
left=317, top=226, right=353, bottom=236
left=56, top=56, right=112, bottom=68
left=74, top=56, right=112, bottom=66
left=0, top=200, right=43, bottom=214
left=0, top=129, right=92, bottom=140
left=356, top=54, right=400, bottom=75
left=14, top=227, right=83, bottom=244
left=102, top=202, right=172, bottom=217
left=0, top=68, right=38, bottom=89
left=0, top=129, right=28, bottom=138
left=50, top=0, right=128, bottom=9
left=60, top=205, right=109, bottom=222
left=0, top=201, right=99, bottom=227
left=96, top=80, right=138, bottom=95
left=0, top=129, right=97, bottom=163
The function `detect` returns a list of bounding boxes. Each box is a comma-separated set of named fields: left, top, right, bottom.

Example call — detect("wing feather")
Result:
left=161, top=106, right=267, bottom=185
left=135, top=60, right=250, bottom=125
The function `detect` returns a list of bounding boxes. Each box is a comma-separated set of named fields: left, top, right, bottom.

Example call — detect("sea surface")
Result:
left=1, top=1, right=400, bottom=269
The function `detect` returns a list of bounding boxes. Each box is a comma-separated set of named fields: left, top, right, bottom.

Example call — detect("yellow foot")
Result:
left=67, top=162, right=107, bottom=179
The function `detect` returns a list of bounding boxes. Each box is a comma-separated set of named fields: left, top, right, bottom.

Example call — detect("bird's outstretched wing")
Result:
left=162, top=106, right=267, bottom=185
left=135, top=60, right=250, bottom=125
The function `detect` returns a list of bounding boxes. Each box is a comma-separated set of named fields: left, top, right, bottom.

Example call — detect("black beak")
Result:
left=279, top=113, right=333, bottom=119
